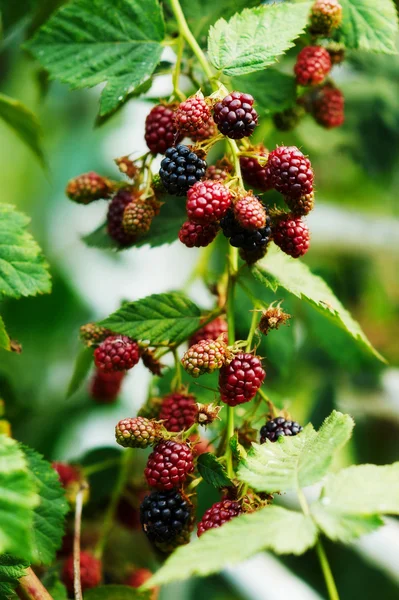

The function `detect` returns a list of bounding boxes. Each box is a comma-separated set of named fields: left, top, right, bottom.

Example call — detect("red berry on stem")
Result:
left=178, top=220, right=219, bottom=248
left=90, top=368, right=124, bottom=403
left=272, top=215, right=310, bottom=258
left=312, top=84, right=344, bottom=129
left=122, top=199, right=155, bottom=236
left=175, top=95, right=212, bottom=137
left=219, top=353, right=266, bottom=406
left=186, top=180, right=232, bottom=224
left=52, top=462, right=81, bottom=489
left=189, top=316, right=228, bottom=346
left=144, top=440, right=194, bottom=490
left=213, top=92, right=258, bottom=139
left=62, top=551, right=102, bottom=594
left=159, top=392, right=197, bottom=432
left=145, top=104, right=181, bottom=155
left=182, top=338, right=230, bottom=377
left=94, top=335, right=140, bottom=372
left=107, top=189, right=137, bottom=247
left=266, top=146, right=314, bottom=199
left=240, top=145, right=272, bottom=191
left=294, top=46, right=332, bottom=87
left=66, top=172, right=112, bottom=204
left=234, top=193, right=267, bottom=230
left=115, top=416, right=161, bottom=448
left=197, top=499, right=242, bottom=536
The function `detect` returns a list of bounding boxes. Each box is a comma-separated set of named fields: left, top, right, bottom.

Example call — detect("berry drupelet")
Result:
left=140, top=489, right=192, bottom=549
left=197, top=499, right=242, bottom=536
left=159, top=144, right=207, bottom=196
left=178, top=220, right=219, bottom=248
left=186, top=180, right=232, bottom=224
left=144, top=440, right=194, bottom=490
left=260, top=417, right=303, bottom=443
left=213, top=92, right=258, bottom=139
left=94, top=335, right=140, bottom=372
left=219, top=353, right=266, bottom=406
left=294, top=46, right=332, bottom=87
left=145, top=104, right=181, bottom=155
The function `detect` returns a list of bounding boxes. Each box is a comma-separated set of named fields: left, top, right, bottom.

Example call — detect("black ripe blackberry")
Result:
left=220, top=208, right=271, bottom=252
left=140, top=489, right=191, bottom=548
left=159, top=144, right=207, bottom=196
left=260, top=417, right=303, bottom=443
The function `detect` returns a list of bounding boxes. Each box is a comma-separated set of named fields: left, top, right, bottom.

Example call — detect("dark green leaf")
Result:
left=197, top=453, right=232, bottom=488
left=0, top=316, right=11, bottom=352
left=100, top=292, right=202, bottom=346
left=66, top=346, right=93, bottom=399
left=0, top=94, right=45, bottom=166
left=25, top=0, right=165, bottom=116
left=0, top=554, right=28, bottom=599
left=231, top=70, right=297, bottom=113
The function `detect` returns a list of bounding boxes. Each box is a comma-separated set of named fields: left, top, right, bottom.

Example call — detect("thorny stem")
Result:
left=16, top=569, right=53, bottom=600
left=172, top=348, right=183, bottom=391
left=73, top=485, right=87, bottom=600
left=172, top=35, right=186, bottom=101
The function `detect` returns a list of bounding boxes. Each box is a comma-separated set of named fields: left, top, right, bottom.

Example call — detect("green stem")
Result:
left=83, top=457, right=121, bottom=477
left=172, top=348, right=182, bottom=391
left=227, top=139, right=244, bottom=188
left=172, top=35, right=185, bottom=101
left=169, top=0, right=214, bottom=82
left=246, top=308, right=259, bottom=352
left=224, top=245, right=238, bottom=479
left=17, top=569, right=53, bottom=600
left=94, top=450, right=132, bottom=559
left=316, top=539, right=341, bottom=600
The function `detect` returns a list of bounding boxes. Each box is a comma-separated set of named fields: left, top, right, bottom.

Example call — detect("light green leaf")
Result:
left=0, top=94, right=45, bottom=166
left=0, top=554, right=28, bottom=599
left=100, top=292, right=202, bottom=346
left=66, top=346, right=93, bottom=399
left=197, top=453, right=232, bottom=488
left=238, top=411, right=354, bottom=494
left=22, top=446, right=68, bottom=565
left=339, top=0, right=398, bottom=54
left=146, top=505, right=317, bottom=586
left=252, top=246, right=385, bottom=362
left=229, top=432, right=247, bottom=462
left=25, top=0, right=165, bottom=116
left=0, top=204, right=51, bottom=301
left=312, top=463, right=399, bottom=542
left=84, top=585, right=150, bottom=599
left=231, top=70, right=297, bottom=113
left=0, top=435, right=39, bottom=560
left=0, top=316, right=11, bottom=352
left=208, top=2, right=311, bottom=76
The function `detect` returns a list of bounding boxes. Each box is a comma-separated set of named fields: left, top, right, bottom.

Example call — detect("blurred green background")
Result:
left=0, top=9, right=399, bottom=600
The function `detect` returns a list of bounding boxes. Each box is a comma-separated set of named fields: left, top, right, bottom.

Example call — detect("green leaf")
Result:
left=146, top=505, right=317, bottom=586
left=208, top=2, right=311, bottom=76
left=25, top=0, right=165, bottom=116
left=0, top=94, right=45, bottom=166
left=252, top=246, right=385, bottom=362
left=0, top=554, right=28, bottom=599
left=0, top=316, right=11, bottom=352
left=339, top=0, right=398, bottom=54
left=0, top=435, right=39, bottom=560
left=312, top=463, right=399, bottom=542
left=197, top=453, right=232, bottom=488
left=238, top=411, right=354, bottom=494
left=0, top=204, right=51, bottom=301
left=66, top=346, right=93, bottom=399
left=48, top=580, right=68, bottom=600
left=82, top=197, right=186, bottom=250
left=84, top=585, right=150, bottom=599
left=99, top=292, right=202, bottom=346
left=22, top=446, right=68, bottom=565
left=229, top=432, right=247, bottom=462
left=231, top=70, right=297, bottom=113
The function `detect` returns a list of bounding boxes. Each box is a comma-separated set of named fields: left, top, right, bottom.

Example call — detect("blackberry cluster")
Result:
left=220, top=208, right=271, bottom=253
left=260, top=417, right=302, bottom=443
left=178, top=220, right=219, bottom=248
left=197, top=499, right=242, bottom=536
left=140, top=489, right=191, bottom=546
left=219, top=353, right=266, bottom=406
left=159, top=145, right=207, bottom=196
left=144, top=440, right=194, bottom=490
left=181, top=338, right=230, bottom=377
left=115, top=416, right=161, bottom=449
left=213, top=92, right=258, bottom=139
left=272, top=215, right=310, bottom=258
left=145, top=104, right=181, bottom=155
left=294, top=46, right=332, bottom=87
left=159, top=392, right=198, bottom=432
left=94, top=335, right=140, bottom=372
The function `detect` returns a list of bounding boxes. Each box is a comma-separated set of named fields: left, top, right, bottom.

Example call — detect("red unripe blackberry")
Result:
left=52, top=462, right=81, bottom=489
left=294, top=46, right=332, bottom=87
left=94, top=335, right=140, bottom=372
left=62, top=551, right=102, bottom=594
left=125, top=568, right=158, bottom=599
left=145, top=104, right=181, bottom=155
left=182, top=338, right=231, bottom=378
left=144, top=440, right=194, bottom=490
left=197, top=499, right=242, bottom=536
left=189, top=316, right=228, bottom=346
left=140, top=489, right=192, bottom=548
left=122, top=199, right=155, bottom=236
left=240, top=144, right=272, bottom=191
left=213, top=92, right=258, bottom=139
left=284, top=192, right=315, bottom=216
left=90, top=368, right=124, bottom=403
left=206, top=164, right=230, bottom=182
left=115, top=416, right=162, bottom=448
left=190, top=117, right=217, bottom=142
left=312, top=84, right=344, bottom=129
left=186, top=180, right=232, bottom=224
left=178, top=220, right=219, bottom=248
left=159, top=392, right=197, bottom=432
left=219, top=353, right=266, bottom=406
left=265, top=146, right=314, bottom=199
left=234, top=193, right=267, bottom=230
left=272, top=215, right=310, bottom=258
left=107, top=189, right=137, bottom=247
left=174, top=95, right=212, bottom=137
left=159, top=144, right=207, bottom=196
left=260, top=417, right=303, bottom=443
left=310, top=0, right=343, bottom=35
left=66, top=172, right=112, bottom=204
